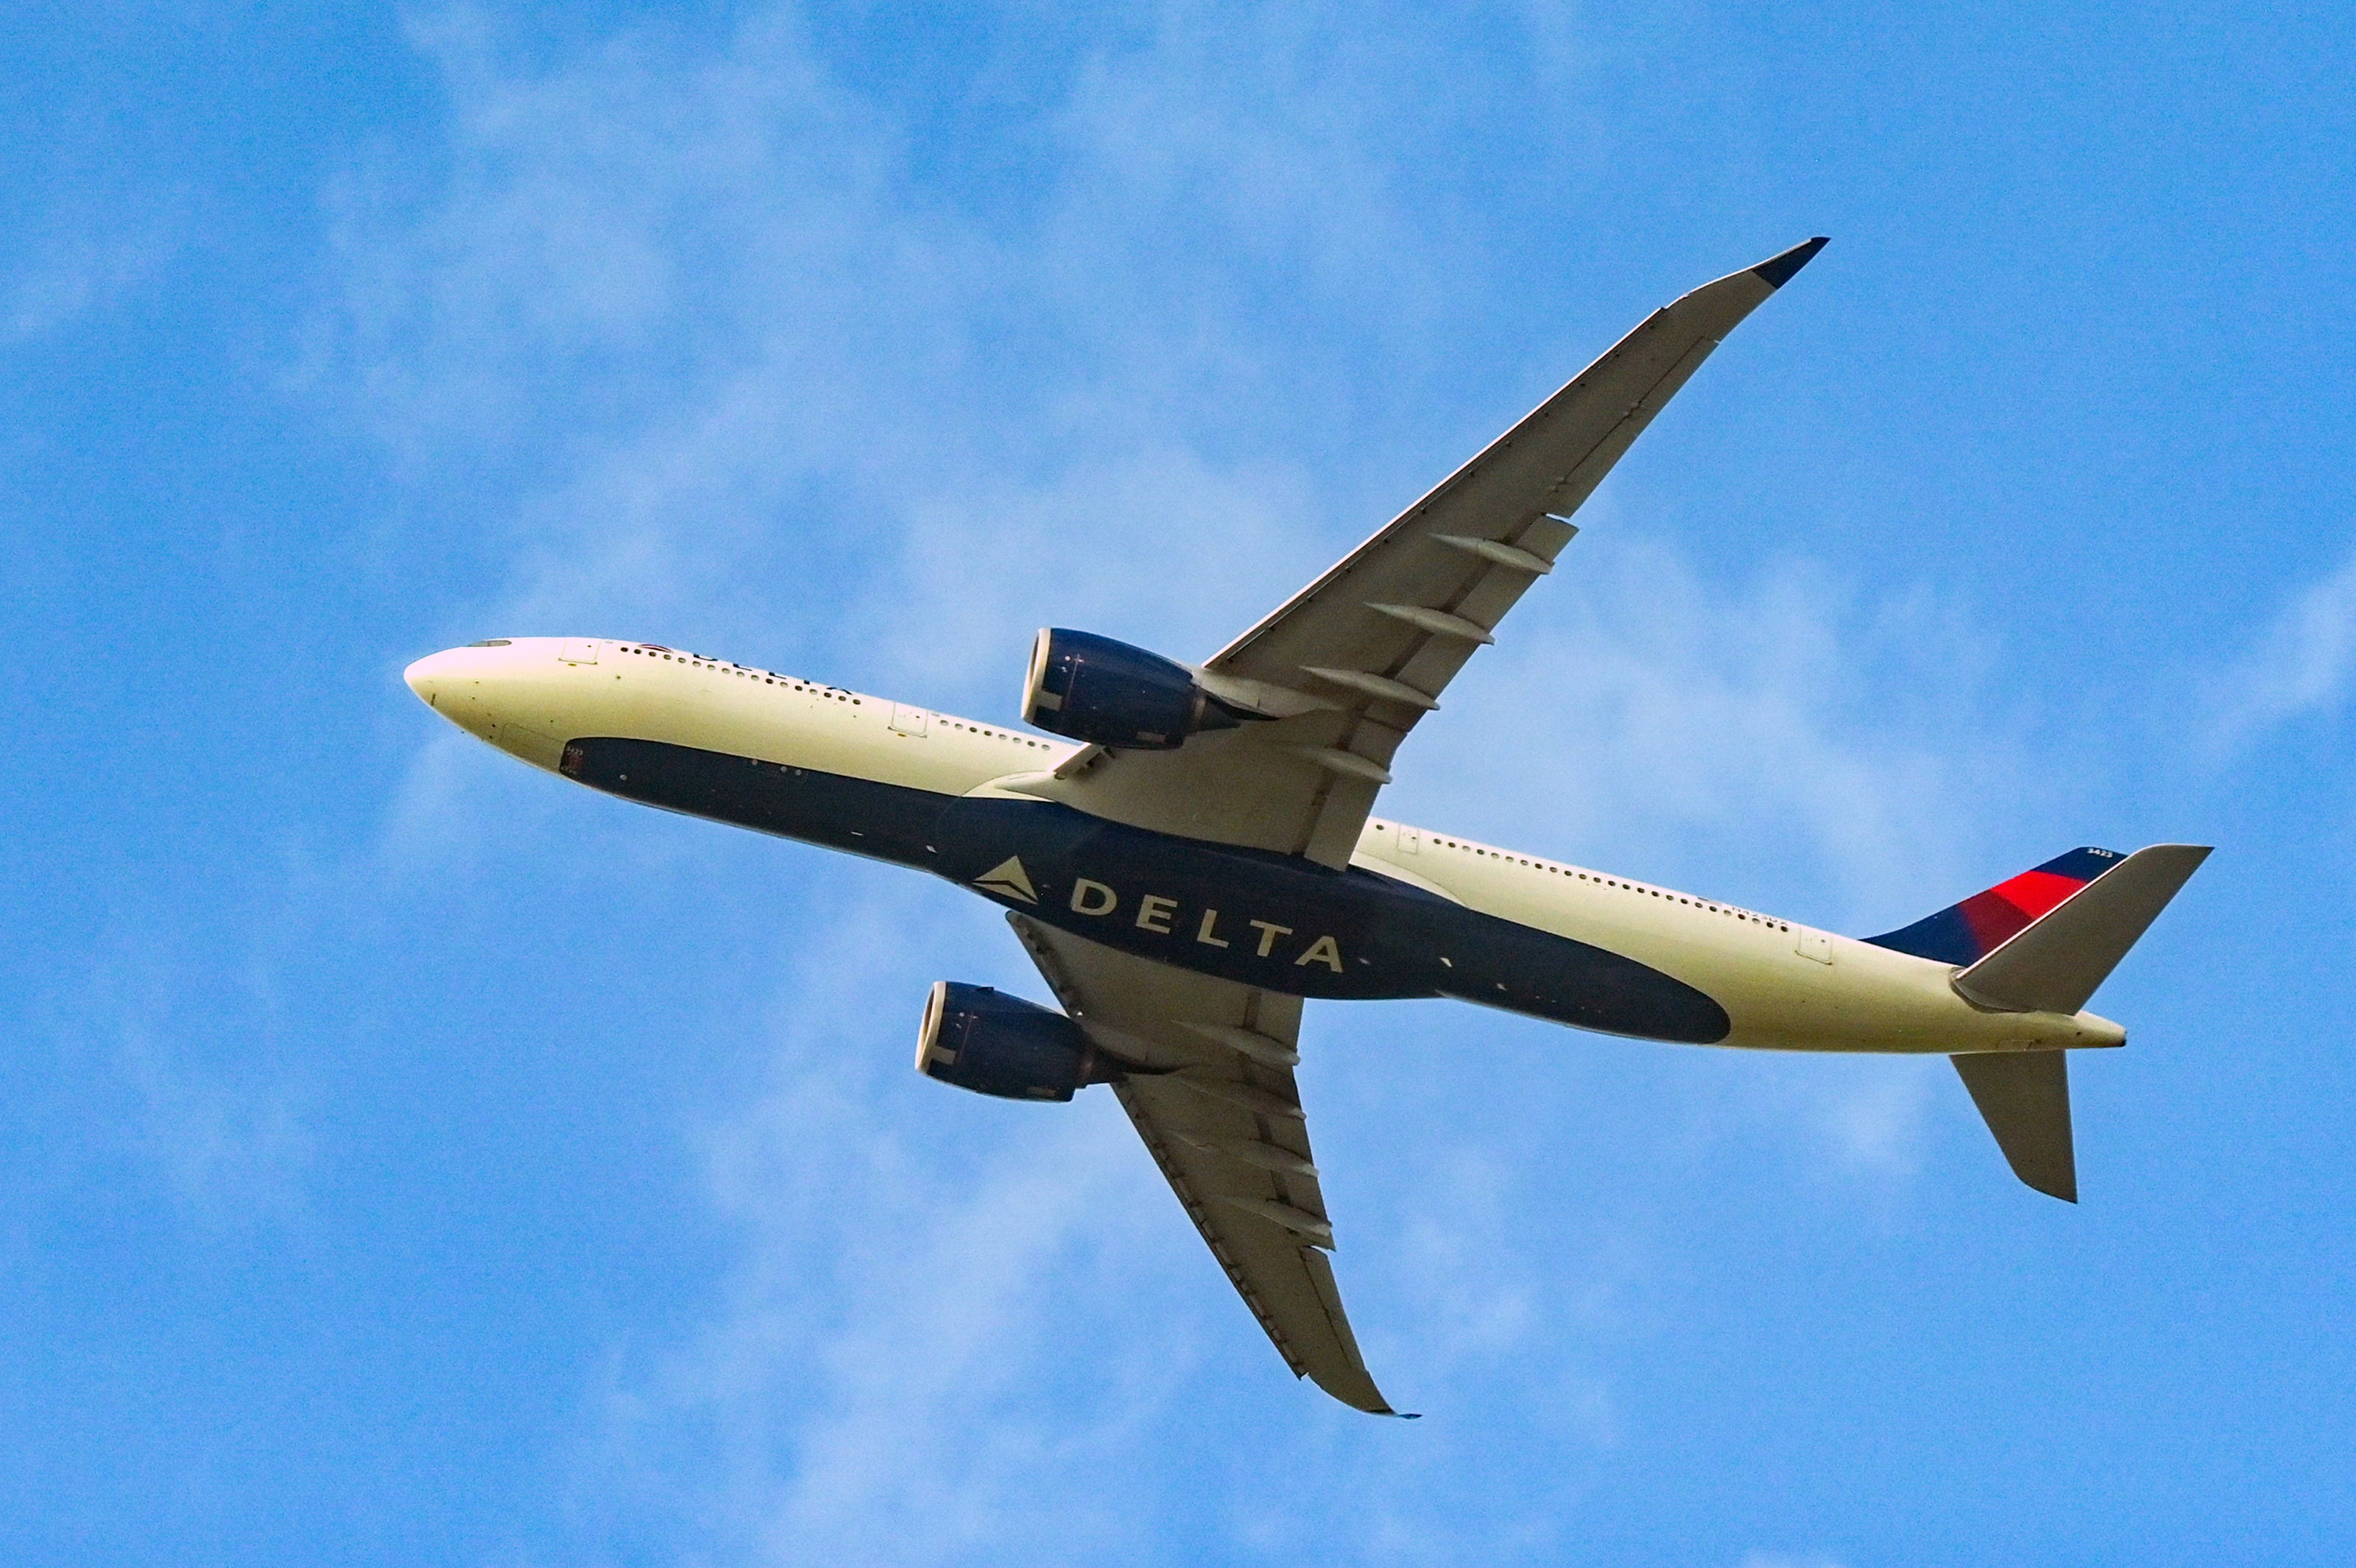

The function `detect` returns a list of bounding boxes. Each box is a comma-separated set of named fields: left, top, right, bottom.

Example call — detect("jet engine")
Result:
left=914, top=981, right=1118, bottom=1101
left=1021, top=628, right=1244, bottom=749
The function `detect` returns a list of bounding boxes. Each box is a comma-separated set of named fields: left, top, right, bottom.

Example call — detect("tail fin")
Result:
left=1872, top=844, right=2212, bottom=1204
left=1949, top=844, right=2211, bottom=1015
left=1864, top=846, right=2128, bottom=967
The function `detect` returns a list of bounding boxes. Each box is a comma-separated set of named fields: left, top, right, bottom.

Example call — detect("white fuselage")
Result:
left=406, top=638, right=2124, bottom=1057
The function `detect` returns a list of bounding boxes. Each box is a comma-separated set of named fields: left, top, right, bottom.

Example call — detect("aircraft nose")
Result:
left=404, top=640, right=515, bottom=711
left=404, top=649, right=459, bottom=707
left=403, top=638, right=559, bottom=757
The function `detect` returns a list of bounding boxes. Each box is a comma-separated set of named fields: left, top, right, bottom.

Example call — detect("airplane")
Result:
left=402, top=238, right=2208, bottom=1416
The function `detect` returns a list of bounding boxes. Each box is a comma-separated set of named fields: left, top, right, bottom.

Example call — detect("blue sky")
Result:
left=4, top=3, right=2352, bottom=1563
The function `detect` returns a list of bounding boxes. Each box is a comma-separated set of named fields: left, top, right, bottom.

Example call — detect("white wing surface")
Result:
left=1005, top=912, right=1399, bottom=1414
left=1043, top=238, right=1827, bottom=868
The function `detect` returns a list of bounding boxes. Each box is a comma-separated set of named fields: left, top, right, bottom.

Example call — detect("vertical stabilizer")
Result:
left=1951, top=845, right=2211, bottom=1015
left=1951, top=1052, right=2076, bottom=1201
left=1866, top=847, right=2126, bottom=966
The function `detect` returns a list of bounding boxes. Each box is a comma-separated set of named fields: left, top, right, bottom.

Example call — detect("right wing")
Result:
left=1004, top=912, right=1401, bottom=1415
left=1038, top=237, right=1830, bottom=869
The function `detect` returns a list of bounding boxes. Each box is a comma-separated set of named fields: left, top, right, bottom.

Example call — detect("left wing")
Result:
left=1037, top=238, right=1827, bottom=866
left=1005, top=912, right=1400, bottom=1414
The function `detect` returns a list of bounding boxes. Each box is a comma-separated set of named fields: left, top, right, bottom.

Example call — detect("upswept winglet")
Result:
left=1752, top=236, right=1830, bottom=290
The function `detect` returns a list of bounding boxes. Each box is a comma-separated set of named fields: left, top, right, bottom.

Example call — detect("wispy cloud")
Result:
left=2, top=189, right=183, bottom=344
left=113, top=1001, right=311, bottom=1224
left=571, top=889, right=1177, bottom=1565
left=48, top=936, right=317, bottom=1227
left=318, top=3, right=1596, bottom=675
left=2202, top=544, right=2356, bottom=753
left=1428, top=531, right=2039, bottom=931
left=1815, top=1057, right=1938, bottom=1179
left=330, top=4, right=2059, bottom=1560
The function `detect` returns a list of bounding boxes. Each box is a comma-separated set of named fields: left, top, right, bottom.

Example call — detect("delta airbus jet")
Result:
left=403, top=239, right=2207, bottom=1416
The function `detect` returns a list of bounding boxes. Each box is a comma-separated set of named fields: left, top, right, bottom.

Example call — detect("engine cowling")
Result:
left=1022, top=628, right=1242, bottom=749
left=914, top=981, right=1115, bottom=1101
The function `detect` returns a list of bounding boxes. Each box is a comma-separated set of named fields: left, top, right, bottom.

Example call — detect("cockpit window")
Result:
left=465, top=639, right=512, bottom=648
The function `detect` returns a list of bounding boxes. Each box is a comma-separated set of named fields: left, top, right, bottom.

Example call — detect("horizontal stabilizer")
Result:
left=1952, top=1051, right=2076, bottom=1201
left=1953, top=844, right=2211, bottom=1015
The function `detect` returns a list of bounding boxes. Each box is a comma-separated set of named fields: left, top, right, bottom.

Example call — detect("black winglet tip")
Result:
left=1752, top=236, right=1830, bottom=289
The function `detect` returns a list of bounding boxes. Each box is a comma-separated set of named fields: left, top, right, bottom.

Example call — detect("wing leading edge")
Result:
left=1005, top=912, right=1402, bottom=1415
left=1037, top=238, right=1829, bottom=867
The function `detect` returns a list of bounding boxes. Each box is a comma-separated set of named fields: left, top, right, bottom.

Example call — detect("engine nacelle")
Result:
left=1022, top=628, right=1242, bottom=749
left=914, top=981, right=1116, bottom=1102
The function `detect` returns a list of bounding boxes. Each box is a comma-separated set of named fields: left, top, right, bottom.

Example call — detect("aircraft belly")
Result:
left=934, top=797, right=1731, bottom=1043
left=546, top=733, right=1729, bottom=1044
left=559, top=736, right=948, bottom=867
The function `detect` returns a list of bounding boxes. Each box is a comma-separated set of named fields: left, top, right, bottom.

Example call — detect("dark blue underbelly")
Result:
left=558, top=737, right=1729, bottom=1044
left=561, top=735, right=946, bottom=866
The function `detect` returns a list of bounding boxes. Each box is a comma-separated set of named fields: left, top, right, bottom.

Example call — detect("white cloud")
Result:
left=1816, top=1057, right=1937, bottom=1179
left=2203, top=544, right=2356, bottom=752
left=57, top=936, right=317, bottom=1226
left=878, top=445, right=1329, bottom=696
left=2, top=192, right=180, bottom=343
left=331, top=4, right=2055, bottom=1559
left=572, top=888, right=1181, bottom=1566
left=114, top=1006, right=311, bottom=1223
left=1420, top=531, right=2038, bottom=931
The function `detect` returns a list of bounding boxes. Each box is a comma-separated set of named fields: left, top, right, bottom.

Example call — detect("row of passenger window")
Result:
left=939, top=718, right=1046, bottom=750
left=619, top=643, right=1051, bottom=750
left=1373, top=823, right=1789, bottom=933
left=618, top=644, right=859, bottom=702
